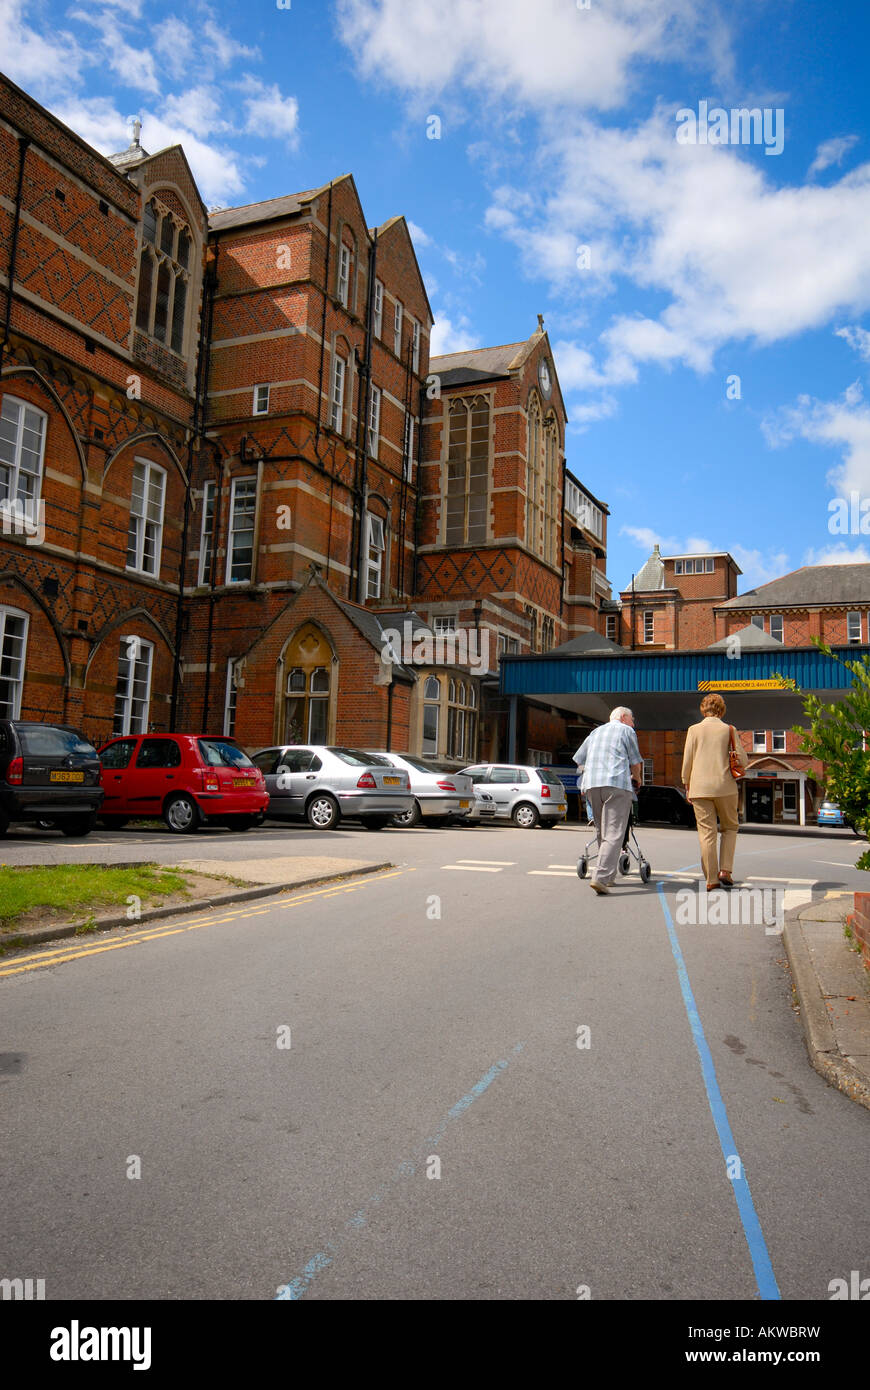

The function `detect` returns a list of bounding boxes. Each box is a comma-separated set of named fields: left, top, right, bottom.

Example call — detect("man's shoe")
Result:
left=718, top=872, right=735, bottom=890
left=706, top=883, right=721, bottom=892
left=590, top=879, right=610, bottom=895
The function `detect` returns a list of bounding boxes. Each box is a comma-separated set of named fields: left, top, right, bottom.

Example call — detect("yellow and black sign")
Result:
left=697, top=678, right=797, bottom=691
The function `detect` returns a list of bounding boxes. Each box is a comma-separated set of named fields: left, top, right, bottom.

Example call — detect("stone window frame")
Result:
left=126, top=457, right=166, bottom=578
left=0, top=394, right=47, bottom=513
left=114, top=634, right=154, bottom=736
left=135, top=195, right=193, bottom=357
left=226, top=475, right=258, bottom=585
left=443, top=391, right=492, bottom=547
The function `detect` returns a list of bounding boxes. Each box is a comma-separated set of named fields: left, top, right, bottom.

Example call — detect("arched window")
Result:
left=447, top=680, right=478, bottom=761
left=526, top=395, right=542, bottom=551
left=542, top=414, right=560, bottom=567
left=0, top=606, right=29, bottom=719
left=281, top=625, right=335, bottom=745
left=136, top=197, right=192, bottom=356
left=422, top=675, right=440, bottom=755
left=445, top=396, right=489, bottom=545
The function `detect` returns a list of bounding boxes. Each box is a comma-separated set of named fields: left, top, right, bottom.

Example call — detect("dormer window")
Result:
left=136, top=197, right=191, bottom=355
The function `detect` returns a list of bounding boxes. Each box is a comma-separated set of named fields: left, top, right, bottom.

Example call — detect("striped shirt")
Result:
left=573, top=721, right=642, bottom=793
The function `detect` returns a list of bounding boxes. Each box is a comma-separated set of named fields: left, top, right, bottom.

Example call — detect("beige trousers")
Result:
left=692, top=794, right=740, bottom=884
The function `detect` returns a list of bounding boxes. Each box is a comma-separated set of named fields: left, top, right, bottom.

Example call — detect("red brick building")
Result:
left=0, top=75, right=615, bottom=766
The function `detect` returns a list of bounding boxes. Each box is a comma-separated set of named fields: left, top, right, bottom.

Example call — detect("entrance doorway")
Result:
left=746, top=783, right=774, bottom=823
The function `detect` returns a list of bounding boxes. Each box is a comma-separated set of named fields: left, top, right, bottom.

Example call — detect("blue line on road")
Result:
left=656, top=882, right=781, bottom=1300
left=275, top=1042, right=524, bottom=1301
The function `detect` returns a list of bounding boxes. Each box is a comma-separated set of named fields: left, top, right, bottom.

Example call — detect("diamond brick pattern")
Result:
left=18, top=225, right=131, bottom=345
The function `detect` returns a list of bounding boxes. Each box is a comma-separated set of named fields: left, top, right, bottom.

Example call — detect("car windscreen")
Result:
left=392, top=755, right=442, bottom=774
left=198, top=739, right=254, bottom=769
left=330, top=748, right=394, bottom=767
left=18, top=727, right=97, bottom=758
left=536, top=769, right=565, bottom=787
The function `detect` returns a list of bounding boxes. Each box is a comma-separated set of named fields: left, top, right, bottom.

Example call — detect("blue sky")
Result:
left=4, top=0, right=870, bottom=597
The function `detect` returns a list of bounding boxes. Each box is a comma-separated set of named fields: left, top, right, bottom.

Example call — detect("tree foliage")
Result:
left=786, top=639, right=870, bottom=869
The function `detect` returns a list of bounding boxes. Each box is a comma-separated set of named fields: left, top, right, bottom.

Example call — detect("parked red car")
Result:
left=97, top=734, right=268, bottom=833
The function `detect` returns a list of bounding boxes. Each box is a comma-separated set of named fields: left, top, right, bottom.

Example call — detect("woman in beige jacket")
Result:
left=681, top=693, right=750, bottom=891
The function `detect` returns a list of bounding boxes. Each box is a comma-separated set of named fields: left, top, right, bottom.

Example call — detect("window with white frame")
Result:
left=337, top=243, right=351, bottom=308
left=753, top=730, right=767, bottom=752
left=411, top=318, right=420, bottom=372
left=605, top=614, right=617, bottom=641
left=393, top=299, right=403, bottom=356
left=434, top=615, right=456, bottom=635
left=198, top=480, right=216, bottom=585
left=126, top=460, right=166, bottom=577
left=643, top=611, right=655, bottom=644
left=769, top=613, right=783, bottom=642
left=224, top=659, right=239, bottom=737
left=772, top=729, right=786, bottom=752
left=113, top=635, right=153, bottom=735
left=329, top=354, right=346, bottom=433
left=847, top=611, right=862, bottom=643
left=642, top=758, right=654, bottom=785
left=367, top=386, right=381, bottom=458
left=366, top=514, right=385, bottom=598
left=253, top=384, right=269, bottom=416
left=226, top=477, right=257, bottom=584
left=0, top=395, right=46, bottom=512
left=422, top=674, right=440, bottom=755
left=0, top=606, right=28, bottom=719
left=373, top=279, right=383, bottom=338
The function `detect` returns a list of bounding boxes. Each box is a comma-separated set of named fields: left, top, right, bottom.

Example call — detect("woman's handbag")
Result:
left=728, top=725, right=746, bottom=780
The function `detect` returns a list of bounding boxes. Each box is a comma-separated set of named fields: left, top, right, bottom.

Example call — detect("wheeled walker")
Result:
left=577, top=796, right=652, bottom=883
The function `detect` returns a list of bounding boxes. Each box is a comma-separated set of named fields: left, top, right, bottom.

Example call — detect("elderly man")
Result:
left=573, top=707, right=643, bottom=895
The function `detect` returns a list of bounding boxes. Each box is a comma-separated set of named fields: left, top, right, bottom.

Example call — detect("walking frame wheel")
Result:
left=577, top=856, right=588, bottom=879
left=640, top=860, right=651, bottom=884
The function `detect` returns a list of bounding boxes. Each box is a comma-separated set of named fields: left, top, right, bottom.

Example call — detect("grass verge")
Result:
left=0, top=863, right=191, bottom=929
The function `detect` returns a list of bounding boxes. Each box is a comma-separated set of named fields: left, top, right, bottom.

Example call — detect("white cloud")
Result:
left=50, top=96, right=130, bottom=155
left=728, top=545, right=789, bottom=590
left=620, top=526, right=712, bottom=555
left=809, top=134, right=859, bottom=178
left=68, top=4, right=161, bottom=93
left=239, top=79, right=299, bottom=142
left=153, top=17, right=196, bottom=83
left=0, top=0, right=86, bottom=95
left=430, top=314, right=482, bottom=356
left=567, top=395, right=619, bottom=429
left=486, top=110, right=870, bottom=381
left=764, top=382, right=870, bottom=496
left=836, top=324, right=870, bottom=362
left=406, top=220, right=432, bottom=248
left=204, top=18, right=260, bottom=68
left=163, top=87, right=233, bottom=137
left=803, top=543, right=870, bottom=565
left=336, top=0, right=726, bottom=112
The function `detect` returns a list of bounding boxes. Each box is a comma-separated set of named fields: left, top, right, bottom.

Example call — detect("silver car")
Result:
left=460, top=763, right=568, bottom=828
left=251, top=745, right=412, bottom=830
left=364, top=752, right=475, bottom=827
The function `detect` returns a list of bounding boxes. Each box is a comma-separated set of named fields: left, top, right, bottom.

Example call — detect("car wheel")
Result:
left=100, top=816, right=130, bottom=831
left=512, top=801, right=539, bottom=829
left=306, top=794, right=339, bottom=830
left=59, top=812, right=97, bottom=838
left=391, top=800, right=422, bottom=828
left=163, top=794, right=200, bottom=834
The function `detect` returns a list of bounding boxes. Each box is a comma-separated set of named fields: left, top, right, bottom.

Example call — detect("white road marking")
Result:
left=441, top=865, right=504, bottom=873
left=454, top=859, right=516, bottom=866
left=528, top=870, right=576, bottom=877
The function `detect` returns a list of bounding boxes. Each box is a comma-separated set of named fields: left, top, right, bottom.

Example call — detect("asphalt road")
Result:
left=1, top=819, right=868, bottom=1301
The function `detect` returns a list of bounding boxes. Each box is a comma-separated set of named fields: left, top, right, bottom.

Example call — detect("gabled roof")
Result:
left=370, top=215, right=435, bottom=326
left=209, top=179, right=335, bottom=231
left=549, top=628, right=623, bottom=656
left=332, top=600, right=432, bottom=680
left=707, top=624, right=784, bottom=651
left=628, top=545, right=666, bottom=593
left=718, top=563, right=870, bottom=610
left=429, top=341, right=529, bottom=388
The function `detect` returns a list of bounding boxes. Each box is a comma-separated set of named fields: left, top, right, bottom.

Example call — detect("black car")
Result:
left=635, top=783, right=695, bottom=827
left=0, top=721, right=104, bottom=837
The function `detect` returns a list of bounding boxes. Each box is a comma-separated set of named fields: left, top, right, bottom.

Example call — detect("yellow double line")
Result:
left=0, top=868, right=410, bottom=979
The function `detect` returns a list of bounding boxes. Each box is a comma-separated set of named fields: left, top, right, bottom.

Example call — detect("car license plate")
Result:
left=233, top=778, right=254, bottom=788
left=383, top=776, right=401, bottom=786
left=50, top=770, right=84, bottom=783
left=459, top=800, right=470, bottom=808
left=556, top=803, right=566, bottom=812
